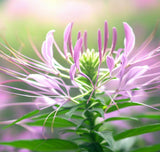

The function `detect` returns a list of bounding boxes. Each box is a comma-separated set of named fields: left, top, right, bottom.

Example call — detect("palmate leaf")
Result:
left=3, top=110, right=39, bottom=129
left=131, top=143, right=160, bottom=152
left=27, top=116, right=76, bottom=128
left=114, top=123, right=160, bottom=141
left=0, top=139, right=78, bottom=152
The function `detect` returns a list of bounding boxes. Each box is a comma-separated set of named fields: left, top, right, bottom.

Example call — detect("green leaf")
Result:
left=135, top=114, right=160, bottom=120
left=114, top=137, right=136, bottom=152
left=32, top=105, right=83, bottom=120
left=95, top=116, right=138, bottom=130
left=91, top=108, right=104, bottom=117
left=131, top=144, right=160, bottom=152
left=102, top=146, right=113, bottom=152
left=61, top=128, right=89, bottom=135
left=104, top=116, right=138, bottom=122
left=0, top=139, right=78, bottom=151
left=88, top=100, right=99, bottom=108
left=114, top=123, right=160, bottom=141
left=107, top=102, right=158, bottom=113
left=114, top=98, right=130, bottom=103
left=95, top=131, right=115, bottom=150
left=3, top=110, right=39, bottom=129
left=65, top=106, right=79, bottom=119
left=32, top=113, right=52, bottom=120
left=27, top=117, right=76, bottom=128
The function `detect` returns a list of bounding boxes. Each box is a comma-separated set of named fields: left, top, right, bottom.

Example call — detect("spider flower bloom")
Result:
left=0, top=21, right=160, bottom=109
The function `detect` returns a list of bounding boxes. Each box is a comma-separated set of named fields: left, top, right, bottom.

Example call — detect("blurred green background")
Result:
left=0, top=0, right=160, bottom=59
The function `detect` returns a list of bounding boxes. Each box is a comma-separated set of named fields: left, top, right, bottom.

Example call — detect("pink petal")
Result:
left=103, top=79, right=119, bottom=92
left=77, top=31, right=81, bottom=40
left=74, top=38, right=83, bottom=70
left=123, top=22, right=135, bottom=55
left=98, top=29, right=102, bottom=62
left=124, top=66, right=149, bottom=85
left=106, top=55, right=115, bottom=73
left=103, top=21, right=109, bottom=54
left=46, top=30, right=55, bottom=58
left=77, top=31, right=83, bottom=53
left=69, top=64, right=76, bottom=80
left=110, top=27, right=117, bottom=54
left=41, top=30, right=54, bottom=67
left=136, top=73, right=160, bottom=86
left=84, top=31, right=87, bottom=50
left=126, top=53, right=160, bottom=72
left=27, top=74, right=66, bottom=95
left=28, top=74, right=52, bottom=88
left=119, top=55, right=127, bottom=79
left=63, top=23, right=73, bottom=59
left=35, top=96, right=57, bottom=109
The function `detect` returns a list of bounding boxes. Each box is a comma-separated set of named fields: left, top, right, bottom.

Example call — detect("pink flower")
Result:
left=0, top=21, right=160, bottom=109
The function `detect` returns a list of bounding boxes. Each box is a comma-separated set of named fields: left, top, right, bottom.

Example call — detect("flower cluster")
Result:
left=0, top=21, right=160, bottom=110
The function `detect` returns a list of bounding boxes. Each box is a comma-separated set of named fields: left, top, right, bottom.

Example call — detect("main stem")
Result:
left=84, top=100, right=104, bottom=152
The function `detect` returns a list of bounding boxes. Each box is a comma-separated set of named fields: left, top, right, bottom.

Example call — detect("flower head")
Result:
left=0, top=21, right=160, bottom=110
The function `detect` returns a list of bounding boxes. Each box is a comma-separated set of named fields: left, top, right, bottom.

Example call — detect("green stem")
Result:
left=98, top=71, right=109, bottom=83
left=84, top=101, right=104, bottom=152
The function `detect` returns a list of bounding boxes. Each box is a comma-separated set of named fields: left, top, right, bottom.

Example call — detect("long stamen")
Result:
left=103, top=21, right=109, bottom=55
left=110, top=27, right=117, bottom=54
left=0, top=79, right=22, bottom=85
left=68, top=24, right=74, bottom=57
left=98, top=29, right=102, bottom=63
left=84, top=31, right=87, bottom=51
left=28, top=35, right=46, bottom=63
